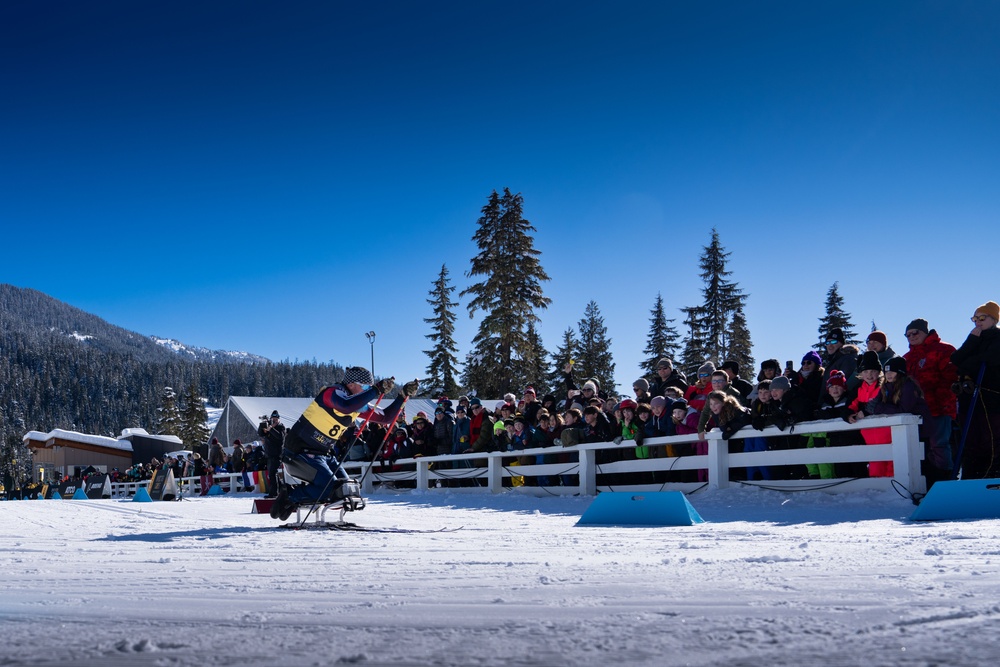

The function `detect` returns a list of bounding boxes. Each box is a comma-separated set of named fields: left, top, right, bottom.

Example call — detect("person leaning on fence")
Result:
left=767, top=375, right=813, bottom=479
left=868, top=357, right=932, bottom=480
left=848, top=351, right=893, bottom=478
left=706, top=391, right=752, bottom=440
left=746, top=379, right=776, bottom=481
left=951, top=300, right=1000, bottom=479
left=902, top=318, right=958, bottom=484
left=814, top=370, right=867, bottom=478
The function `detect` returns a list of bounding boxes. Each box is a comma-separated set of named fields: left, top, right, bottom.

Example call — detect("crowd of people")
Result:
left=346, top=301, right=1000, bottom=489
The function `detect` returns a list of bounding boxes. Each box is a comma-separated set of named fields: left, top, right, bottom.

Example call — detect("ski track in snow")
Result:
left=2, top=487, right=999, bottom=666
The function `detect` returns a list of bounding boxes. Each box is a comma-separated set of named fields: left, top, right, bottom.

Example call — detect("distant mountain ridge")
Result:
left=0, top=283, right=345, bottom=447
left=0, top=284, right=270, bottom=364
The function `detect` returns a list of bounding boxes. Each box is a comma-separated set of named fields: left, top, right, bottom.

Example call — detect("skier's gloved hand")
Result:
left=612, top=436, right=623, bottom=445
left=374, top=377, right=395, bottom=395
left=401, top=380, right=420, bottom=397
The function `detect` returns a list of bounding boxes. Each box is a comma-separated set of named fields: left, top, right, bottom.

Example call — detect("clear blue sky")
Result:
left=2, top=1, right=998, bottom=396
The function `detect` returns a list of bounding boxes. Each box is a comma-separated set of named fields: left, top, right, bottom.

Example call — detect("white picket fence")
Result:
left=339, top=413, right=926, bottom=497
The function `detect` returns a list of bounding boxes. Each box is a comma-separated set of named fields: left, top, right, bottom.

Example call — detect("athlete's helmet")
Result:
left=343, top=366, right=375, bottom=387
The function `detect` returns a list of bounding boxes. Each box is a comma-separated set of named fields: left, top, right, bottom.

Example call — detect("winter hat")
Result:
left=523, top=386, right=536, bottom=397
left=801, top=350, right=822, bottom=367
left=883, top=356, right=907, bottom=376
left=343, top=366, right=375, bottom=386
left=904, top=318, right=929, bottom=335
left=867, top=331, right=888, bottom=348
left=671, top=398, right=689, bottom=412
left=650, top=396, right=668, bottom=410
left=769, top=376, right=792, bottom=392
left=656, top=358, right=673, bottom=370
left=827, top=370, right=847, bottom=388
left=974, top=301, right=1000, bottom=322
left=469, top=397, right=482, bottom=407
left=697, top=361, right=716, bottom=377
left=720, top=360, right=740, bottom=374
left=233, top=439, right=242, bottom=446
left=760, top=359, right=780, bottom=372
left=859, top=350, right=883, bottom=372
left=455, top=405, right=467, bottom=415
left=633, top=378, right=650, bottom=391
left=271, top=410, right=280, bottom=418
left=582, top=380, right=598, bottom=393
left=211, top=437, right=219, bottom=445
left=828, top=328, right=846, bottom=344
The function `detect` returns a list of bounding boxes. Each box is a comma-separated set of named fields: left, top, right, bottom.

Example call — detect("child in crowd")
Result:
left=849, top=351, right=893, bottom=477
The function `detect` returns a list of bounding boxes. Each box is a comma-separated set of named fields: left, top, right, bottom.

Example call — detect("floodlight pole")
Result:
left=365, top=331, right=376, bottom=379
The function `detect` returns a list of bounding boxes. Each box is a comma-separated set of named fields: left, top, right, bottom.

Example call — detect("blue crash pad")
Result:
left=910, top=478, right=1000, bottom=521
left=576, top=491, right=705, bottom=526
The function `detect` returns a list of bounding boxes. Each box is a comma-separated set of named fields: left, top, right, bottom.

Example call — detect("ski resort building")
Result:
left=23, top=428, right=182, bottom=483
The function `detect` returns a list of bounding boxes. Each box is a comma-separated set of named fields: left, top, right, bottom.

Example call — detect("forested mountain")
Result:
left=0, top=284, right=344, bottom=442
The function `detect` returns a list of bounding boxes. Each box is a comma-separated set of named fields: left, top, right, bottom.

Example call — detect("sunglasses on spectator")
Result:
left=824, top=339, right=839, bottom=345
left=972, top=315, right=991, bottom=323
left=802, top=360, right=815, bottom=365
left=698, top=373, right=710, bottom=378
left=904, top=330, right=922, bottom=338
left=710, top=379, right=726, bottom=384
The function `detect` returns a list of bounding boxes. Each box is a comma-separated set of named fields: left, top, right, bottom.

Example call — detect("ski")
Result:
left=278, top=521, right=461, bottom=534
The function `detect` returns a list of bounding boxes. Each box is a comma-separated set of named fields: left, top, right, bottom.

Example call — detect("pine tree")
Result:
left=547, top=327, right=580, bottom=396
left=0, top=400, right=30, bottom=492
left=522, top=321, right=548, bottom=395
left=423, top=264, right=461, bottom=397
left=640, top=292, right=682, bottom=376
left=816, top=282, right=860, bottom=349
left=460, top=188, right=551, bottom=396
left=179, top=383, right=210, bottom=450
left=679, top=306, right=708, bottom=378
left=727, top=307, right=756, bottom=381
left=156, top=386, right=182, bottom=437
left=576, top=301, right=616, bottom=395
left=694, top=228, right=748, bottom=364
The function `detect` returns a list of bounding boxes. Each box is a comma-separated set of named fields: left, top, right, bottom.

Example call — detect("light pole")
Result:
left=365, top=331, right=376, bottom=379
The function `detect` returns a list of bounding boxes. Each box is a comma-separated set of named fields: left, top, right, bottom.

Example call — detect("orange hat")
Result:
left=974, top=301, right=1000, bottom=321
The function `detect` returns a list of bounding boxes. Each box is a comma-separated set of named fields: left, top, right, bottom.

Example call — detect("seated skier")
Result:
left=271, top=366, right=418, bottom=520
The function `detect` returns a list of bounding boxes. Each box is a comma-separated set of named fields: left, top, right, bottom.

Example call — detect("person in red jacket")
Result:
left=849, top=351, right=893, bottom=477
left=902, top=318, right=958, bottom=484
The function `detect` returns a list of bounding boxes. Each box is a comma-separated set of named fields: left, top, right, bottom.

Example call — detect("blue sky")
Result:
left=2, top=1, right=998, bottom=397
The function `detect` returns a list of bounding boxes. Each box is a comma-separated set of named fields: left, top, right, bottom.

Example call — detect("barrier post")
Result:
left=891, top=415, right=925, bottom=497
left=706, top=431, right=729, bottom=489
left=579, top=448, right=597, bottom=496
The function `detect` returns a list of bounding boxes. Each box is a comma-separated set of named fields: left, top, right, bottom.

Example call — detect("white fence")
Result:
left=110, top=472, right=258, bottom=499
left=339, top=414, right=926, bottom=497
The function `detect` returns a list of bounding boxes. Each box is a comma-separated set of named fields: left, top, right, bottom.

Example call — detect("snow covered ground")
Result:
left=2, top=486, right=999, bottom=666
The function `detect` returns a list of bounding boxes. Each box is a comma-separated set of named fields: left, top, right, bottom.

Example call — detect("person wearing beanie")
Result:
left=767, top=374, right=815, bottom=481
left=650, top=357, right=689, bottom=397
left=813, top=369, right=866, bottom=478
left=865, top=331, right=897, bottom=369
left=950, top=300, right=1000, bottom=478
left=258, top=409, right=287, bottom=498
left=902, top=319, right=957, bottom=482
left=848, top=351, right=892, bottom=478
left=745, top=379, right=776, bottom=481
left=632, top=377, right=654, bottom=405
left=647, top=395, right=674, bottom=443
left=795, top=351, right=827, bottom=407
left=684, top=361, right=716, bottom=416
left=821, top=332, right=861, bottom=401
left=868, top=354, right=932, bottom=481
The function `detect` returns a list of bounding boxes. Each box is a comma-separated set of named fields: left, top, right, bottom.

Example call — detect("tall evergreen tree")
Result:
left=816, top=282, right=860, bottom=349
left=0, top=400, right=30, bottom=492
left=156, top=386, right=182, bottom=437
left=727, top=306, right=756, bottom=381
left=576, top=300, right=616, bottom=395
left=423, top=264, right=461, bottom=397
left=679, top=306, right=708, bottom=378
left=522, top=321, right=548, bottom=395
left=179, top=383, right=210, bottom=449
left=460, top=188, right=551, bottom=396
left=640, top=292, right=681, bottom=376
left=694, top=228, right=748, bottom=364
left=547, top=327, right=580, bottom=395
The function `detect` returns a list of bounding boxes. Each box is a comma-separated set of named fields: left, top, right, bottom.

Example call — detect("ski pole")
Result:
left=295, top=388, right=387, bottom=527
left=952, top=362, right=986, bottom=480
left=358, top=393, right=412, bottom=488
